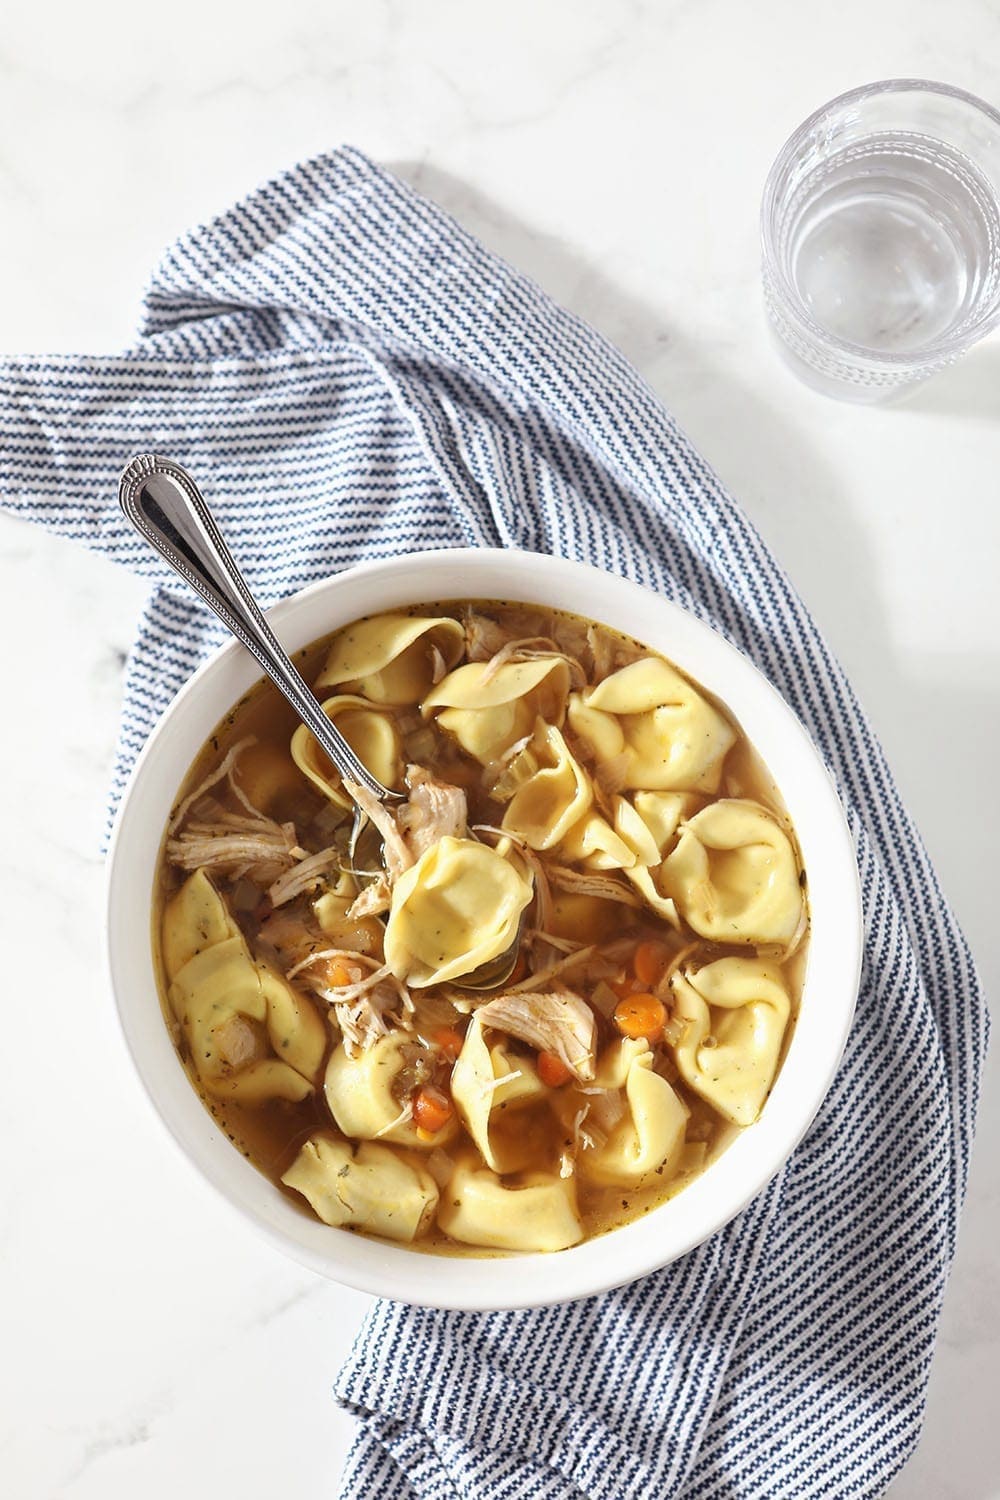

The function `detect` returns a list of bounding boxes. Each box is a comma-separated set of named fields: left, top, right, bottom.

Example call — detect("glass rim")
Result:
left=760, top=77, right=1000, bottom=368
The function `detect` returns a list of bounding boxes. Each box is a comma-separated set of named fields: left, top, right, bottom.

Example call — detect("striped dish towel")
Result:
left=0, top=148, right=987, bottom=1499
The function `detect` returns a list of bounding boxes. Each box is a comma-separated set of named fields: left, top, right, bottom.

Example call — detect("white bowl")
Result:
left=105, top=548, right=862, bottom=1310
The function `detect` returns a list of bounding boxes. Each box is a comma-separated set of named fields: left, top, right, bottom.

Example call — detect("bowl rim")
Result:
left=105, top=546, right=863, bottom=1310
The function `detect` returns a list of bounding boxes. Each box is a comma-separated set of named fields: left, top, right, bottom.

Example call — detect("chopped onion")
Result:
left=590, top=981, right=620, bottom=1019
left=312, top=801, right=348, bottom=839
left=662, top=1013, right=686, bottom=1047
left=489, top=743, right=539, bottom=802
left=230, top=876, right=262, bottom=913
left=586, top=1088, right=626, bottom=1134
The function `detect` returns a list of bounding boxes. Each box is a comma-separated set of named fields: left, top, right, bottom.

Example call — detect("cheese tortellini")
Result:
left=557, top=811, right=636, bottom=871
left=568, top=658, right=736, bottom=791
left=437, top=1160, right=583, bottom=1252
left=612, top=791, right=704, bottom=924
left=659, top=799, right=803, bottom=945
left=325, top=1032, right=458, bottom=1149
left=161, top=867, right=239, bottom=979
left=670, top=958, right=791, bottom=1126
left=384, top=835, right=533, bottom=987
left=500, top=723, right=593, bottom=850
left=165, top=874, right=327, bottom=1105
left=422, top=656, right=572, bottom=764
left=315, top=614, right=464, bottom=704
left=282, top=1135, right=439, bottom=1242
left=583, top=1038, right=688, bottom=1187
left=451, top=1015, right=549, bottom=1172
left=291, top=695, right=403, bottom=807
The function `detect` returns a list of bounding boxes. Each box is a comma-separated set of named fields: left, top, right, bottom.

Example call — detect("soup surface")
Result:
left=155, top=601, right=808, bottom=1254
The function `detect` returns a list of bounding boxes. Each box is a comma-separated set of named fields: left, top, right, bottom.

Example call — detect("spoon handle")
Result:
left=118, top=454, right=392, bottom=802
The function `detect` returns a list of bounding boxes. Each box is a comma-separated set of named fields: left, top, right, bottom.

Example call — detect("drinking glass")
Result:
left=761, top=80, right=1000, bottom=401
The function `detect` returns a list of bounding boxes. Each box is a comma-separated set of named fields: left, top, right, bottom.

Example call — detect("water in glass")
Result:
left=789, top=133, right=1000, bottom=354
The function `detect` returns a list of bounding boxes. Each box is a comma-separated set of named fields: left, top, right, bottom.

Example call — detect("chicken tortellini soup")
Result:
left=155, top=603, right=808, bottom=1254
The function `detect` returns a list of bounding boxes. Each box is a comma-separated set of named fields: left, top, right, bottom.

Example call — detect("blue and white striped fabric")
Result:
left=0, top=148, right=987, bottom=1499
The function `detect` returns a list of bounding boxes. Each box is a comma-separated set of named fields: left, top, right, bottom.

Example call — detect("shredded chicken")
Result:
left=525, top=930, right=586, bottom=955
left=571, top=1101, right=607, bottom=1153
left=508, top=945, right=596, bottom=993
left=166, top=805, right=299, bottom=885
left=287, top=947, right=413, bottom=1055
left=429, top=644, right=448, bottom=685
left=547, top=865, right=644, bottom=908
left=165, top=738, right=308, bottom=888
left=267, top=846, right=341, bottom=907
left=464, top=611, right=511, bottom=662
left=475, top=988, right=596, bottom=1081
left=372, top=1099, right=414, bottom=1139
left=580, top=1087, right=627, bottom=1135
left=485, top=1068, right=523, bottom=1095
left=479, top=636, right=558, bottom=685
left=398, top=764, right=468, bottom=860
left=479, top=637, right=586, bottom=690
left=344, top=779, right=414, bottom=883
left=587, top=624, right=616, bottom=683
left=348, top=876, right=392, bottom=919
left=335, top=987, right=408, bottom=1057
left=599, top=935, right=649, bottom=964
left=287, top=948, right=387, bottom=999
left=167, top=737, right=257, bottom=835
left=227, top=767, right=270, bottom=825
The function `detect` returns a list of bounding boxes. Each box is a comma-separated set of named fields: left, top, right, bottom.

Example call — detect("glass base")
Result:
left=765, top=320, right=931, bottom=403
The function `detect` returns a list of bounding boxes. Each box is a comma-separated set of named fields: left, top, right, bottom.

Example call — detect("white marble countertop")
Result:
left=1, top=3, right=997, bottom=1497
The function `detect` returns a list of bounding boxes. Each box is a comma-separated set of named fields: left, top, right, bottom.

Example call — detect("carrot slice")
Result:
left=537, top=1050, right=572, bottom=1088
left=632, top=940, right=672, bottom=988
left=613, top=992, right=667, bottom=1043
left=433, top=1026, right=465, bottom=1061
left=321, top=957, right=355, bottom=989
left=412, top=1087, right=453, bottom=1135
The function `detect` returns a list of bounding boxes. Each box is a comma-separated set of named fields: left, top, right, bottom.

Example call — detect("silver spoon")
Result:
left=118, top=454, right=523, bottom=990
left=118, top=454, right=395, bottom=808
